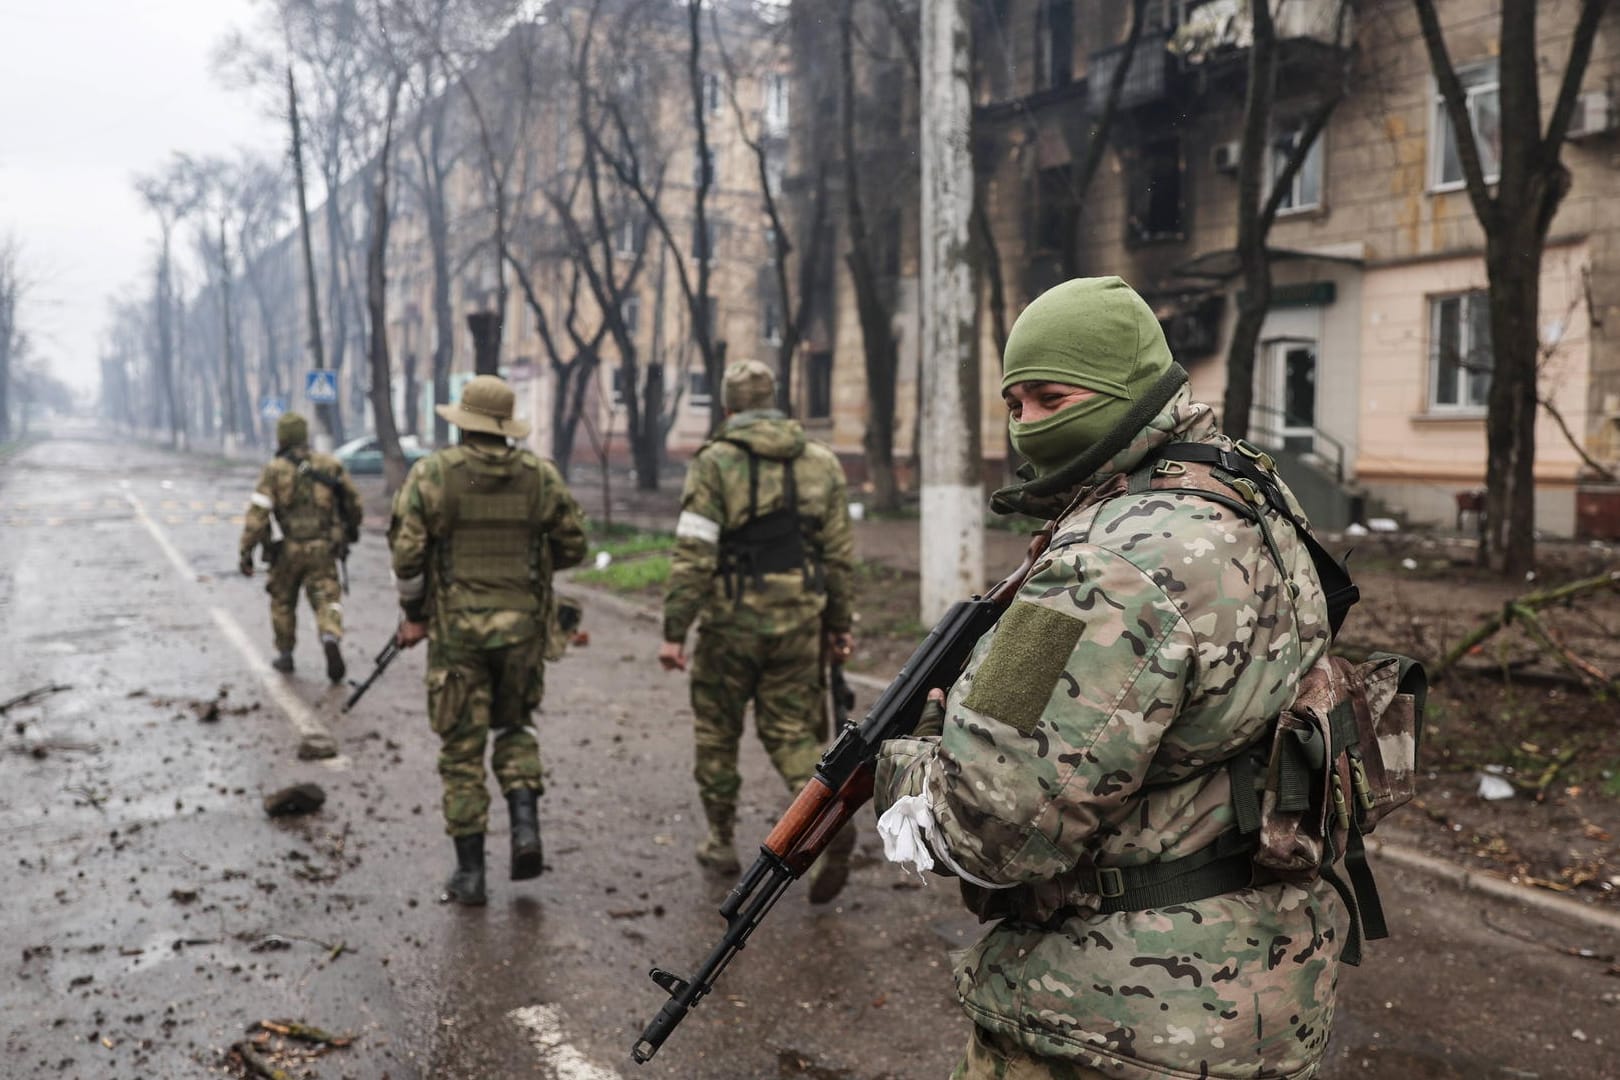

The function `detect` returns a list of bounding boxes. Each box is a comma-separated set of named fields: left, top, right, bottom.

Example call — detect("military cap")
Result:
left=722, top=360, right=776, bottom=412
left=276, top=411, right=309, bottom=449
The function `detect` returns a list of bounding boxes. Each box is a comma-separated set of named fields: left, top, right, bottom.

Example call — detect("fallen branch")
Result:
left=0, top=683, right=72, bottom=714
left=253, top=1019, right=353, bottom=1048
left=1433, top=572, right=1620, bottom=685
left=232, top=1041, right=291, bottom=1080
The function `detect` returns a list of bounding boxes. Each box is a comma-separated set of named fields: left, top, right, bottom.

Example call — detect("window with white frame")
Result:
left=1429, top=291, right=1492, bottom=411
left=764, top=73, right=789, bottom=135
left=614, top=218, right=641, bottom=258
left=1430, top=61, right=1500, bottom=190
left=1270, top=121, right=1323, bottom=212
left=688, top=368, right=712, bottom=407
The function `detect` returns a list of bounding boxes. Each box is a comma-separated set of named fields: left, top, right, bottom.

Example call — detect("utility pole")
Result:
left=288, top=65, right=335, bottom=451
left=918, top=0, right=983, bottom=621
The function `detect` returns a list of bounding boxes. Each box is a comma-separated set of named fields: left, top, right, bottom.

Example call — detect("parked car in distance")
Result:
left=335, top=434, right=430, bottom=475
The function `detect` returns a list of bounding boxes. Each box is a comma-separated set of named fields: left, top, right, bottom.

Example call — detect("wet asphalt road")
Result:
left=2, top=429, right=1618, bottom=1080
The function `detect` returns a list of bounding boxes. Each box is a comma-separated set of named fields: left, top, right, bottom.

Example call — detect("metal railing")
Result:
left=1247, top=404, right=1346, bottom=485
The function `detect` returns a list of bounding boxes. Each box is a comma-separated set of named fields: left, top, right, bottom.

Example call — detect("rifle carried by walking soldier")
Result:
left=342, top=636, right=401, bottom=713
left=630, top=524, right=1055, bottom=1064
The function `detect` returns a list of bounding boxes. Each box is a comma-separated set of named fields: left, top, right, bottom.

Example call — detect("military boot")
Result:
left=441, top=834, right=487, bottom=906
left=806, top=821, right=856, bottom=905
left=271, top=651, right=295, bottom=673
left=507, top=788, right=544, bottom=881
left=322, top=635, right=345, bottom=683
left=694, top=807, right=740, bottom=876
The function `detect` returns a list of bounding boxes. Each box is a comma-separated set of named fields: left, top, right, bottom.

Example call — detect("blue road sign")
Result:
left=305, top=370, right=339, bottom=404
left=259, top=395, right=287, bottom=422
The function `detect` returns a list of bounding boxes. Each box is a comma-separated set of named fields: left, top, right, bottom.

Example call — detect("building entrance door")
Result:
left=1267, top=338, right=1318, bottom=454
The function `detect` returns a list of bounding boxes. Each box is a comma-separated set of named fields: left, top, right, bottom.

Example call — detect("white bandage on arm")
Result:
left=876, top=792, right=1018, bottom=891
left=250, top=492, right=274, bottom=509
left=394, top=571, right=426, bottom=600
left=675, top=510, right=722, bottom=545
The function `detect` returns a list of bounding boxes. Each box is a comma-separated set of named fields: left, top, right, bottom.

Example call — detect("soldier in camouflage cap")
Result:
left=659, top=359, right=858, bottom=901
left=238, top=411, right=363, bottom=681
left=389, top=375, right=588, bottom=905
left=872, top=277, right=1345, bottom=1078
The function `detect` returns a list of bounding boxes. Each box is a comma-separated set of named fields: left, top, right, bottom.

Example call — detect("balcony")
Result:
left=1087, top=30, right=1180, bottom=112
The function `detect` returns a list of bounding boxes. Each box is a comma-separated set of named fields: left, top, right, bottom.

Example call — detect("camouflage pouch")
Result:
left=1253, top=651, right=1426, bottom=964
left=543, top=593, right=583, bottom=662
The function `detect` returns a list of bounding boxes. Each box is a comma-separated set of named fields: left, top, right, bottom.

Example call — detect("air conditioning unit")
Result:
left=1566, top=90, right=1615, bottom=140
left=1211, top=141, right=1241, bottom=173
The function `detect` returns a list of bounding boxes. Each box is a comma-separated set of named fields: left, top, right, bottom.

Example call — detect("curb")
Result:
left=565, top=578, right=1620, bottom=938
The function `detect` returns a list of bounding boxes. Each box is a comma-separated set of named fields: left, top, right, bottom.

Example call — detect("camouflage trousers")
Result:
left=690, top=621, right=823, bottom=831
left=266, top=540, right=343, bottom=652
left=952, top=1026, right=1110, bottom=1080
left=426, top=636, right=546, bottom=837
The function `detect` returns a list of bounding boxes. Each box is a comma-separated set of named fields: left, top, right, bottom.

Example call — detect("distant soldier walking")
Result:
left=659, top=360, right=857, bottom=901
left=389, top=375, right=587, bottom=906
left=238, top=411, right=362, bottom=681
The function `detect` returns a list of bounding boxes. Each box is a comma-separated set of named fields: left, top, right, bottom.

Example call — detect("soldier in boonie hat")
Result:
left=435, top=375, right=532, bottom=440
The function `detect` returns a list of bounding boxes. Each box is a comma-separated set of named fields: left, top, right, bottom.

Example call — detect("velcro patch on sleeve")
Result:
left=961, top=600, right=1085, bottom=736
left=675, top=510, right=722, bottom=545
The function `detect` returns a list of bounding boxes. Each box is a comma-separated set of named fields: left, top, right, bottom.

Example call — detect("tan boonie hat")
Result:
left=436, top=374, right=531, bottom=439
left=722, top=360, right=776, bottom=412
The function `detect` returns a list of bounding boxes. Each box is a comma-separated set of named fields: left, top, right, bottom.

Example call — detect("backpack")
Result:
left=713, top=440, right=825, bottom=602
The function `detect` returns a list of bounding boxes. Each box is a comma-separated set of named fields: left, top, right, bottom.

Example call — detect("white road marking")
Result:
left=508, top=1004, right=623, bottom=1080
left=125, top=491, right=347, bottom=771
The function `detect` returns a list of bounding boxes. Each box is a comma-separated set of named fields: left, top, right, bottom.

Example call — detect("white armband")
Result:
left=675, top=511, right=721, bottom=545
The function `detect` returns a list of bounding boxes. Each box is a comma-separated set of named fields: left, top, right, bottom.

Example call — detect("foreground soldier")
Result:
left=873, top=278, right=1343, bottom=1078
left=659, top=360, right=857, bottom=901
left=389, top=376, right=587, bottom=905
left=238, top=411, right=362, bottom=681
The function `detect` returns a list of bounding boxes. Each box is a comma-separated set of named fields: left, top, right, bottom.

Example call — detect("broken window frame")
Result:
left=806, top=350, right=834, bottom=420
left=1270, top=120, right=1325, bottom=214
left=1125, top=137, right=1187, bottom=245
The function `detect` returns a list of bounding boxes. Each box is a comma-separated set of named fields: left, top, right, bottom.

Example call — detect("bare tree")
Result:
left=1221, top=0, right=1352, bottom=444
left=133, top=158, right=204, bottom=447
left=0, top=234, right=30, bottom=443
left=1411, top=0, right=1610, bottom=574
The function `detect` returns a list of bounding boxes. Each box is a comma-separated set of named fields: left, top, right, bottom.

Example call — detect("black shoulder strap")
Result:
left=1152, top=442, right=1360, bottom=636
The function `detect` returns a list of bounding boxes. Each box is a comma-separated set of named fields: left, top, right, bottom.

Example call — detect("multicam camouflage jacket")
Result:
left=389, top=438, right=587, bottom=652
left=874, top=388, right=1342, bottom=1080
left=239, top=448, right=363, bottom=557
left=663, top=410, right=855, bottom=642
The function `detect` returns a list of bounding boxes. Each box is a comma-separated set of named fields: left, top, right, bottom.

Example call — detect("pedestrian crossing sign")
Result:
left=305, top=370, right=339, bottom=404
left=259, top=395, right=287, bottom=421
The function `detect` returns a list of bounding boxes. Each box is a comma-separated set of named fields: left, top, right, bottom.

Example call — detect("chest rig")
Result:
left=967, top=441, right=1421, bottom=966
left=714, top=440, right=824, bottom=603
left=436, top=447, right=548, bottom=613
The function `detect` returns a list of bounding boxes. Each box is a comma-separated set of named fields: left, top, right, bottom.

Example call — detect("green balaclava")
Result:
left=276, top=411, right=309, bottom=451
left=992, top=277, right=1188, bottom=513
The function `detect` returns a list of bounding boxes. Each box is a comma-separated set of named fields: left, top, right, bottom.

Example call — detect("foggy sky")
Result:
left=0, top=0, right=284, bottom=393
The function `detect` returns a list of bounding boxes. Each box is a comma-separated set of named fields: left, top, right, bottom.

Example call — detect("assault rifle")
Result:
left=630, top=524, right=1054, bottom=1064
left=342, top=637, right=401, bottom=713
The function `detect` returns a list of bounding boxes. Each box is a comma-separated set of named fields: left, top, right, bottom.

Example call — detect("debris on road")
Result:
left=253, top=1018, right=354, bottom=1047
left=1478, top=773, right=1517, bottom=801
left=263, top=783, right=326, bottom=817
left=297, top=732, right=338, bottom=760
left=0, top=683, right=72, bottom=714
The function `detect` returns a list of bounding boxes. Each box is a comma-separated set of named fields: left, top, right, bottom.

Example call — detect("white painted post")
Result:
left=919, top=0, right=984, bottom=622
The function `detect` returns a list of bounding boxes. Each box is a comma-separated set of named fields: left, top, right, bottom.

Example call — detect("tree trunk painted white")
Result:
left=919, top=0, right=983, bottom=622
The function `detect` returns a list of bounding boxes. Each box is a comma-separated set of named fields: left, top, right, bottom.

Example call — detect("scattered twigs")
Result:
left=252, top=1019, right=354, bottom=1048
left=0, top=683, right=72, bottom=714
left=1434, top=572, right=1620, bottom=689
left=232, top=1041, right=292, bottom=1080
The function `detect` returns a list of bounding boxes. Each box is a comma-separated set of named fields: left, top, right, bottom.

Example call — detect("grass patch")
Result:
left=575, top=554, right=672, bottom=592
left=592, top=532, right=675, bottom=559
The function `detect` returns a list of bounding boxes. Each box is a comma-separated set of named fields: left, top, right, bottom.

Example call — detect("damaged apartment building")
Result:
left=803, top=0, right=1620, bottom=535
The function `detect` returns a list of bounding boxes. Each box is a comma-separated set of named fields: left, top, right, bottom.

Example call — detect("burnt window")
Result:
left=1035, top=0, right=1074, bottom=91
left=1032, top=165, right=1077, bottom=253
left=806, top=351, right=833, bottom=419
left=1127, top=138, right=1185, bottom=243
